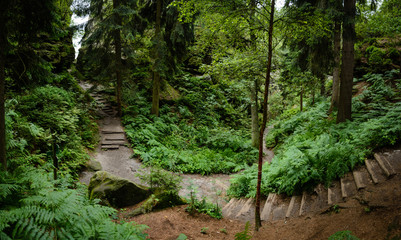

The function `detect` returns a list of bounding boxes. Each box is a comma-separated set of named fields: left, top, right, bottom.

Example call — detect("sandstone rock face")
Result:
left=88, top=171, right=150, bottom=208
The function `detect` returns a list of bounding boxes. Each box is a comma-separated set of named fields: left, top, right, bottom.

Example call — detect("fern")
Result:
left=230, top=71, right=401, bottom=197
left=0, top=169, right=148, bottom=239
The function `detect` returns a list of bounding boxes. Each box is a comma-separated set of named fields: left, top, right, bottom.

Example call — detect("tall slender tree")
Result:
left=151, top=0, right=162, bottom=116
left=113, top=0, right=123, bottom=116
left=249, top=0, right=261, bottom=148
left=255, top=0, right=275, bottom=231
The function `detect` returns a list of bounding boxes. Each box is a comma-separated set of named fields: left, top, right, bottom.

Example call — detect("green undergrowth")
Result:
left=122, top=74, right=257, bottom=175
left=6, top=83, right=97, bottom=176
left=0, top=166, right=148, bottom=239
left=228, top=70, right=401, bottom=197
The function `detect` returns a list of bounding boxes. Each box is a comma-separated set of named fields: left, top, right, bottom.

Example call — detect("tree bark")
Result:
left=320, top=76, right=325, bottom=96
left=300, top=87, right=303, bottom=112
left=113, top=0, right=122, bottom=117
left=337, top=0, right=355, bottom=123
left=329, top=20, right=341, bottom=114
left=151, top=0, right=162, bottom=116
left=251, top=80, right=260, bottom=148
left=0, top=38, right=6, bottom=171
left=255, top=0, right=275, bottom=231
left=250, top=0, right=260, bottom=148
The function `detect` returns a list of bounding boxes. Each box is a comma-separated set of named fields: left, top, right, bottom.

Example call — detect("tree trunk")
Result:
left=255, top=0, right=275, bottom=231
left=151, top=0, right=162, bottom=116
left=0, top=39, right=6, bottom=171
left=399, top=53, right=401, bottom=77
left=300, top=87, right=303, bottom=112
left=329, top=20, right=341, bottom=114
left=312, top=86, right=315, bottom=105
left=113, top=0, right=122, bottom=117
left=251, top=80, right=260, bottom=148
left=250, top=0, right=260, bottom=148
left=337, top=0, right=355, bottom=123
left=320, top=76, right=325, bottom=96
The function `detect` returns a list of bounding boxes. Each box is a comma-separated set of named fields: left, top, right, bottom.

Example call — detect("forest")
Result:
left=0, top=0, right=401, bottom=239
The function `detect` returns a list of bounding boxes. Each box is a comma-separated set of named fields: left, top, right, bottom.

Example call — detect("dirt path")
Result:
left=128, top=172, right=401, bottom=240
left=79, top=83, right=274, bottom=206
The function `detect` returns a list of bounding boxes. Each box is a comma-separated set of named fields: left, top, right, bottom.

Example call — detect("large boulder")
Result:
left=88, top=171, right=150, bottom=208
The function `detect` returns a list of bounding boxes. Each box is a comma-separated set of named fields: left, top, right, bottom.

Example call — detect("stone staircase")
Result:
left=222, top=148, right=401, bottom=222
left=89, top=90, right=126, bottom=151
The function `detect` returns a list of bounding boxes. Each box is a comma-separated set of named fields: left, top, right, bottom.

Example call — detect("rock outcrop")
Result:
left=88, top=171, right=150, bottom=208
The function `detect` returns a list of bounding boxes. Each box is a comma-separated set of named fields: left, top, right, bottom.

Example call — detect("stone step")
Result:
left=261, top=193, right=277, bottom=221
left=102, top=141, right=125, bottom=146
left=102, top=130, right=125, bottom=134
left=286, top=195, right=302, bottom=218
left=328, top=180, right=343, bottom=205
left=352, top=165, right=372, bottom=189
left=365, top=159, right=387, bottom=184
left=101, top=145, right=120, bottom=150
left=374, top=153, right=396, bottom=177
left=340, top=172, right=357, bottom=199
left=105, top=137, right=125, bottom=141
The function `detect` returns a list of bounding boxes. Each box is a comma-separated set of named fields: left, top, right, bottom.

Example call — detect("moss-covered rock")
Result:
left=87, top=159, right=102, bottom=171
left=88, top=171, right=150, bottom=208
left=126, top=190, right=185, bottom=217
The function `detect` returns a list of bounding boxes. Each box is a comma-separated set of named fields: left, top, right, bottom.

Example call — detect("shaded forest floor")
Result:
left=126, top=173, right=401, bottom=240
left=80, top=82, right=401, bottom=239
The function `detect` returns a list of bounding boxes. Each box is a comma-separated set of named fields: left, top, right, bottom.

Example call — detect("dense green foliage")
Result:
left=229, top=70, right=401, bottom=197
left=6, top=82, right=96, bottom=175
left=123, top=73, right=257, bottom=175
left=0, top=166, right=148, bottom=239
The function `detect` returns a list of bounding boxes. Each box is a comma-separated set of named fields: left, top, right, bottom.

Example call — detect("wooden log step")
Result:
left=340, top=172, right=357, bottom=199
left=235, top=198, right=254, bottom=219
left=383, top=150, right=401, bottom=172
left=365, top=159, right=387, bottom=184
left=352, top=165, right=372, bottom=189
left=298, top=185, right=327, bottom=216
left=261, top=193, right=277, bottom=221
left=374, top=153, right=396, bottom=177
left=271, top=194, right=290, bottom=221
left=222, top=198, right=236, bottom=216
left=226, top=199, right=246, bottom=219
left=328, top=180, right=343, bottom=205
left=286, top=195, right=302, bottom=218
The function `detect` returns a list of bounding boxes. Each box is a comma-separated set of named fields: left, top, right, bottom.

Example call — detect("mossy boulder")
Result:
left=87, top=159, right=102, bottom=171
left=126, top=190, right=185, bottom=217
left=88, top=171, right=150, bottom=208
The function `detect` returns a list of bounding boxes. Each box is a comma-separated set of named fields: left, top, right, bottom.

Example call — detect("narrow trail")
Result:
left=79, top=83, right=275, bottom=207
left=79, top=83, right=401, bottom=226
